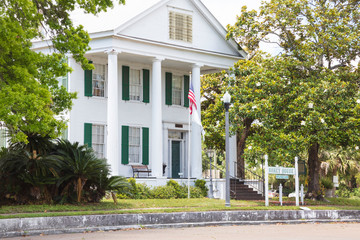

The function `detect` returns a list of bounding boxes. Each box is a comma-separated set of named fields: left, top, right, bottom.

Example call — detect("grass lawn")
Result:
left=0, top=197, right=360, bottom=219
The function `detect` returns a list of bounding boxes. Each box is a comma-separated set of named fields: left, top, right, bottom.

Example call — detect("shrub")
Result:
left=151, top=185, right=177, bottom=199
left=321, top=177, right=334, bottom=189
left=117, top=178, right=206, bottom=199
left=195, top=179, right=208, bottom=197
left=0, top=138, right=128, bottom=204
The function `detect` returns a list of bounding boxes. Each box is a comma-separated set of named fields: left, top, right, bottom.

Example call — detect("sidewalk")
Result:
left=1, top=210, right=360, bottom=238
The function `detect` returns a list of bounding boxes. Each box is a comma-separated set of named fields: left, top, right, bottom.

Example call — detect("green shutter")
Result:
left=122, top=66, right=130, bottom=101
left=142, top=127, right=149, bottom=165
left=165, top=72, right=172, bottom=105
left=184, top=75, right=189, bottom=107
left=0, top=129, right=6, bottom=148
left=143, top=69, right=150, bottom=103
left=84, top=123, right=92, bottom=148
left=121, top=125, right=129, bottom=165
left=84, top=61, right=93, bottom=97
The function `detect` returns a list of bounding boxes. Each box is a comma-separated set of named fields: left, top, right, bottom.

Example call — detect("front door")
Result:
left=171, top=141, right=181, bottom=178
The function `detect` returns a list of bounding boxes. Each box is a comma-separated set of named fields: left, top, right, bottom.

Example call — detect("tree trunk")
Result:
left=306, top=142, right=322, bottom=199
left=236, top=118, right=253, bottom=179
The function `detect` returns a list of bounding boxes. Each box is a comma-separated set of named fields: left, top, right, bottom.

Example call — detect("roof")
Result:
left=71, top=0, right=163, bottom=33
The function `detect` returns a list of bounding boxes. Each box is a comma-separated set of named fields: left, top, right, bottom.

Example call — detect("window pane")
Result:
left=130, top=69, right=141, bottom=101
left=93, top=64, right=106, bottom=97
left=129, top=127, right=141, bottom=163
left=172, top=75, right=182, bottom=106
left=92, top=125, right=105, bottom=158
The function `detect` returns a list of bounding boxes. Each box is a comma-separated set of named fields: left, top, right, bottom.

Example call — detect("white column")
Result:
left=265, top=154, right=269, bottom=207
left=191, top=64, right=202, bottom=179
left=295, top=156, right=299, bottom=206
left=106, top=49, right=119, bottom=176
left=229, top=135, right=237, bottom=177
left=151, top=58, right=163, bottom=177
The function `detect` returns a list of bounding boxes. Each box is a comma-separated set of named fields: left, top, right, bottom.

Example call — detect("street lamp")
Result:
left=223, top=91, right=231, bottom=207
left=207, top=149, right=215, bottom=199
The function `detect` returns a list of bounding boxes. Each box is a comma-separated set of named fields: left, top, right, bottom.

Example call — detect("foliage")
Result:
left=194, top=179, right=209, bottom=197
left=0, top=0, right=125, bottom=142
left=335, top=184, right=360, bottom=199
left=117, top=179, right=204, bottom=199
left=220, top=0, right=360, bottom=197
left=0, top=138, right=128, bottom=204
left=321, top=177, right=334, bottom=190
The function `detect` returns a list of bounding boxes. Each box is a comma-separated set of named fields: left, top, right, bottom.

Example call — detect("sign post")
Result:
left=295, top=156, right=299, bottom=207
left=264, top=155, right=300, bottom=207
left=279, top=183, right=283, bottom=206
left=264, top=155, right=269, bottom=207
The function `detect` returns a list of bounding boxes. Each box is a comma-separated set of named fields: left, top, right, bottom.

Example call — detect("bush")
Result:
left=117, top=179, right=206, bottom=199
left=151, top=185, right=177, bottom=199
left=336, top=184, right=360, bottom=198
left=321, top=177, right=334, bottom=189
left=195, top=179, right=208, bottom=197
left=0, top=138, right=129, bottom=204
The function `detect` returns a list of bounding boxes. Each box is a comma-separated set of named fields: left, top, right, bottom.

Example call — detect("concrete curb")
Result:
left=1, top=210, right=360, bottom=238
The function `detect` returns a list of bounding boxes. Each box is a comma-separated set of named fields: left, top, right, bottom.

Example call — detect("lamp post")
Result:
left=207, top=149, right=215, bottom=199
left=223, top=91, right=231, bottom=207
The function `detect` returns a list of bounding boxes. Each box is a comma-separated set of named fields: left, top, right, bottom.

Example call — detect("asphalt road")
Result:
left=6, top=223, right=360, bottom=240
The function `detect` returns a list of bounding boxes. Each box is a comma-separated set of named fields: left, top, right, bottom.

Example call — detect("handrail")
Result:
left=204, top=157, right=265, bottom=197
left=203, top=158, right=237, bottom=196
left=235, top=161, right=265, bottom=196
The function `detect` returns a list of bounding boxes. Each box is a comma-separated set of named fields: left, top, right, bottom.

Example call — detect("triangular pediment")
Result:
left=114, top=0, right=245, bottom=58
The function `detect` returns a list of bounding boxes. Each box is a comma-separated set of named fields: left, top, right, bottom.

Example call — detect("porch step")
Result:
left=230, top=178, right=264, bottom=201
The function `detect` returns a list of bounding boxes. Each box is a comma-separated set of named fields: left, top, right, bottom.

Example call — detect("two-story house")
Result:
left=32, top=0, right=245, bottom=186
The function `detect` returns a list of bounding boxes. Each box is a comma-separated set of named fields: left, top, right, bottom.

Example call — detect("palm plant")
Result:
left=320, top=148, right=360, bottom=188
left=0, top=143, right=60, bottom=203
left=51, top=139, right=110, bottom=203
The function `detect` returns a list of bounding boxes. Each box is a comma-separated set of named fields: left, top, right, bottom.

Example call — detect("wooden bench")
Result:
left=131, top=165, right=151, bottom=178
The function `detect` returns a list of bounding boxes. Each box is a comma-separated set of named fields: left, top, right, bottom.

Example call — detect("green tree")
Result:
left=0, top=0, right=125, bottom=142
left=226, top=0, right=360, bottom=198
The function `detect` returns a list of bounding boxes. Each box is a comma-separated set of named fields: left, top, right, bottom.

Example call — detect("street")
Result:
left=6, top=223, right=360, bottom=240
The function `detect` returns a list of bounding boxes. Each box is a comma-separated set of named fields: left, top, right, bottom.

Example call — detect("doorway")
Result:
left=171, top=140, right=181, bottom=178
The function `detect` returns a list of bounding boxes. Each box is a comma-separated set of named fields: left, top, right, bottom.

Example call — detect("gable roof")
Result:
left=71, top=0, right=246, bottom=58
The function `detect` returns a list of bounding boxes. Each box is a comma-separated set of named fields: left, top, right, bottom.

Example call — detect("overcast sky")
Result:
left=202, top=0, right=262, bottom=27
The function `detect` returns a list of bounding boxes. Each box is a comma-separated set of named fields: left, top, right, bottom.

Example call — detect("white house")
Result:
left=32, top=0, right=245, bottom=184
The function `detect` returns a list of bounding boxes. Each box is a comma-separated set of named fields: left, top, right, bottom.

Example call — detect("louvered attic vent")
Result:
left=169, top=11, right=192, bottom=43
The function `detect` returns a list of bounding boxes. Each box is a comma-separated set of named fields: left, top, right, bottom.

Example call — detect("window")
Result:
left=172, top=75, right=182, bottom=106
left=58, top=75, right=68, bottom=90
left=121, top=126, right=149, bottom=165
left=0, top=128, right=6, bottom=148
left=129, top=69, right=142, bottom=101
left=92, top=124, right=105, bottom=158
left=129, top=127, right=141, bottom=164
left=169, top=11, right=192, bottom=43
left=92, top=64, right=106, bottom=97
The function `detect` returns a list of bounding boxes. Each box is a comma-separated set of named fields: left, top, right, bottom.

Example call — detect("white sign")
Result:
left=333, top=176, right=339, bottom=188
left=268, top=167, right=295, bottom=175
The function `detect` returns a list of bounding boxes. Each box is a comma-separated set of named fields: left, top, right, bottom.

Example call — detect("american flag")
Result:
left=188, top=83, right=197, bottom=114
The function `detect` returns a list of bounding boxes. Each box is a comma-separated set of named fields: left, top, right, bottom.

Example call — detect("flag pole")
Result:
left=187, top=78, right=192, bottom=199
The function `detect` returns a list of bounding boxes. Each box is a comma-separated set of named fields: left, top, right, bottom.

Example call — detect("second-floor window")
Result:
left=93, top=64, right=106, bottom=97
left=172, top=75, right=183, bottom=106
left=130, top=69, right=142, bottom=101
